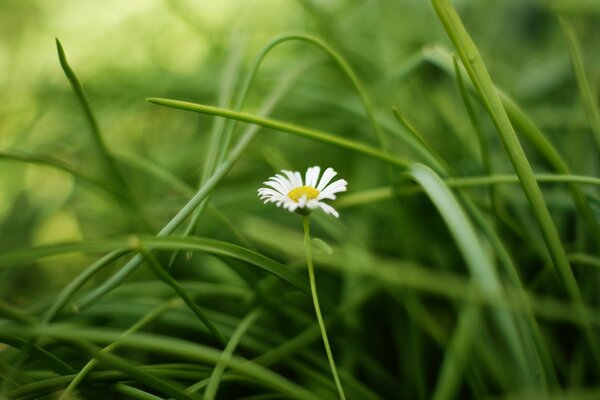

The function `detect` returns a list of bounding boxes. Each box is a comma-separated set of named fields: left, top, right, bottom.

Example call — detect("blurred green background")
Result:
left=1, top=0, right=600, bottom=398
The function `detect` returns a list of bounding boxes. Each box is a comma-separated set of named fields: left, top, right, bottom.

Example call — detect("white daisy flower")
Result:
left=258, top=166, right=347, bottom=218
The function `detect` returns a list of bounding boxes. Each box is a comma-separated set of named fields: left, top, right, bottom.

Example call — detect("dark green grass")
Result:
left=1, top=1, right=599, bottom=399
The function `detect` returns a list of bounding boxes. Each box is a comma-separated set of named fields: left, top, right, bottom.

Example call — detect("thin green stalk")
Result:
left=202, top=309, right=261, bottom=399
left=137, top=247, right=227, bottom=346
left=302, top=216, right=347, bottom=400
left=560, top=17, right=600, bottom=153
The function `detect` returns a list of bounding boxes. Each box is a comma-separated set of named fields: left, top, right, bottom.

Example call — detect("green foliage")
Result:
left=1, top=1, right=599, bottom=399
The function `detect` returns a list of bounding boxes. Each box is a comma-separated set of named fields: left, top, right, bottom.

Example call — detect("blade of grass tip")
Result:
left=55, top=39, right=130, bottom=198
left=424, top=45, right=600, bottom=250
left=560, top=17, right=600, bottom=153
left=135, top=245, right=227, bottom=346
left=430, top=0, right=600, bottom=367
left=409, top=163, right=541, bottom=394
left=146, top=98, right=410, bottom=169
left=202, top=309, right=262, bottom=399
left=59, top=299, right=179, bottom=400
left=43, top=249, right=133, bottom=322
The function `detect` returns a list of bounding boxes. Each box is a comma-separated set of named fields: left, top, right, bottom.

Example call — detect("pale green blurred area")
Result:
left=0, top=0, right=304, bottom=246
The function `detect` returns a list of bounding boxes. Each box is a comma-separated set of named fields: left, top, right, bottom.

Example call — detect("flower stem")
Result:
left=302, top=215, right=347, bottom=400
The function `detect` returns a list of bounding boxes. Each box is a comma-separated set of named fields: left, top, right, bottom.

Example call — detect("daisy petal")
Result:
left=305, top=166, right=321, bottom=188
left=263, top=179, right=288, bottom=195
left=316, top=167, right=337, bottom=191
left=294, top=171, right=303, bottom=187
left=258, top=166, right=345, bottom=218
left=282, top=170, right=300, bottom=188
left=316, top=201, right=339, bottom=218
left=318, top=179, right=348, bottom=200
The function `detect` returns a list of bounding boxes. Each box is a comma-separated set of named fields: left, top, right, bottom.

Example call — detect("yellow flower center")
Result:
left=288, top=186, right=319, bottom=203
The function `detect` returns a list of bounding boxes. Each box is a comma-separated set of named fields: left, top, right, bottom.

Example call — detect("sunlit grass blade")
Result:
left=146, top=98, right=410, bottom=168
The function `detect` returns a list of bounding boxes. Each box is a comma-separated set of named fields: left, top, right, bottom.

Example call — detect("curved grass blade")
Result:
left=0, top=236, right=308, bottom=293
left=409, top=163, right=542, bottom=396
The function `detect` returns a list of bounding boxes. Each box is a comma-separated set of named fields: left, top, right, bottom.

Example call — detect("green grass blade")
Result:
left=55, top=38, right=129, bottom=196
left=203, top=309, right=261, bottom=399
left=59, top=299, right=179, bottom=400
left=423, top=45, right=600, bottom=250
left=560, top=18, right=600, bottom=152
left=3, top=325, right=321, bottom=400
left=137, top=248, right=227, bottom=345
left=146, top=98, right=410, bottom=168
left=430, top=0, right=600, bottom=366
left=409, top=163, right=542, bottom=393
left=0, top=236, right=309, bottom=293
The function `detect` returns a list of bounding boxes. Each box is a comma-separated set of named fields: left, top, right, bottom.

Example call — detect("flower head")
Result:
left=258, top=166, right=347, bottom=218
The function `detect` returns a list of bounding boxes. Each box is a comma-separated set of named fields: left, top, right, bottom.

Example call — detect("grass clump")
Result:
left=1, top=1, right=599, bottom=399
